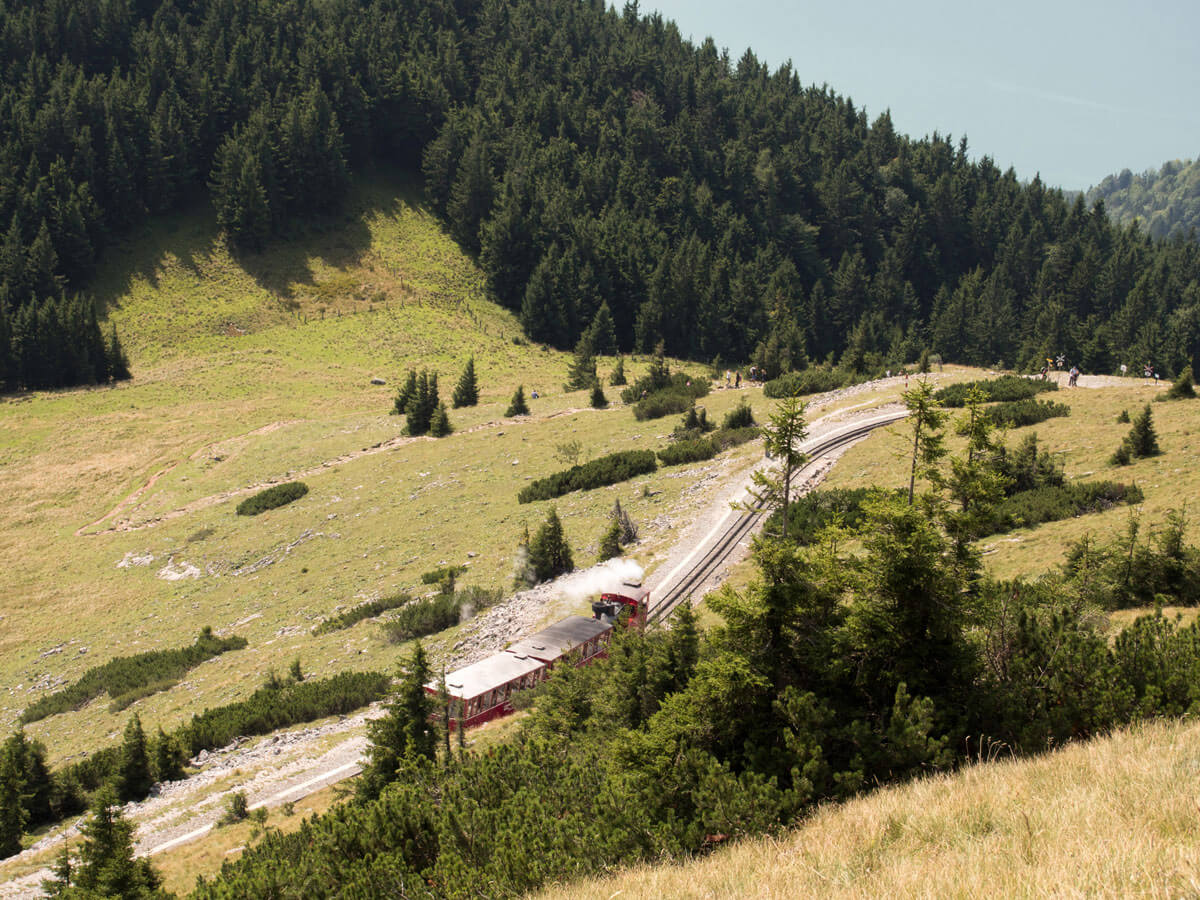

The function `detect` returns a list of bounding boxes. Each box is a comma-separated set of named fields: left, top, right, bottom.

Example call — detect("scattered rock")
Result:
left=370, top=377, right=387, bottom=385
left=158, top=558, right=202, bottom=581
left=118, top=551, right=155, bottom=568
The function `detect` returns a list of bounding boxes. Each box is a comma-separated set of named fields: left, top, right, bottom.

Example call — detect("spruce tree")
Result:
left=359, top=643, right=437, bottom=801
left=0, top=740, right=26, bottom=859
left=393, top=370, right=418, bottom=416
left=590, top=380, right=608, bottom=408
left=587, top=301, right=618, bottom=356
left=610, top=356, right=627, bottom=386
left=565, top=336, right=598, bottom=391
left=452, top=357, right=479, bottom=407
left=598, top=518, right=622, bottom=562
left=48, top=786, right=160, bottom=897
left=430, top=402, right=452, bottom=437
left=150, top=727, right=185, bottom=784
left=506, top=385, right=529, bottom=416
left=116, top=714, right=153, bottom=803
left=528, top=507, right=574, bottom=582
left=1125, top=404, right=1161, bottom=458
left=106, top=323, right=131, bottom=381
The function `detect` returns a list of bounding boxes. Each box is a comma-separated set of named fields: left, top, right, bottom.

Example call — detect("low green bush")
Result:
left=20, top=628, right=248, bottom=724
left=658, top=439, right=717, bottom=466
left=380, top=587, right=503, bottom=644
left=312, top=594, right=412, bottom=636
left=987, top=399, right=1070, bottom=429
left=721, top=402, right=755, bottom=429
left=631, top=389, right=694, bottom=421
left=934, top=375, right=1057, bottom=407
left=236, top=482, right=308, bottom=516
left=762, top=367, right=847, bottom=398
left=518, top=450, right=657, bottom=503
left=711, top=425, right=760, bottom=450
left=986, top=481, right=1143, bottom=534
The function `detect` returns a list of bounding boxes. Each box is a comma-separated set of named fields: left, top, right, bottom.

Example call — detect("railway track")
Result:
left=648, top=408, right=908, bottom=623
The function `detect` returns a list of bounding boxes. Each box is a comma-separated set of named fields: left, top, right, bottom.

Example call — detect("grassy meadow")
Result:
left=536, top=716, right=1200, bottom=899
left=0, top=175, right=769, bottom=768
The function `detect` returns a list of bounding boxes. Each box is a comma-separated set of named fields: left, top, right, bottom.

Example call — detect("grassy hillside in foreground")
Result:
left=0, top=174, right=781, bottom=766
left=536, top=716, right=1200, bottom=899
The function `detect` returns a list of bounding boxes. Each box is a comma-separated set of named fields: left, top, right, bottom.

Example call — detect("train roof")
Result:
left=505, top=615, right=612, bottom=663
left=601, top=582, right=650, bottom=603
left=426, top=652, right=544, bottom=701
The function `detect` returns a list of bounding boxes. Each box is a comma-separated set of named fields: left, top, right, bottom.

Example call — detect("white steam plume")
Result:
left=561, top=557, right=645, bottom=604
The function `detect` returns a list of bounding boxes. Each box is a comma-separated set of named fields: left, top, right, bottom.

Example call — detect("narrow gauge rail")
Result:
left=647, top=408, right=907, bottom=624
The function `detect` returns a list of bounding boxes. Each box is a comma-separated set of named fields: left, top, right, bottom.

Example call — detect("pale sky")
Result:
left=647, top=0, right=1200, bottom=191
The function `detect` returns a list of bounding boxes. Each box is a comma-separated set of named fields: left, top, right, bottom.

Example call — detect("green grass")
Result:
left=0, top=174, right=771, bottom=768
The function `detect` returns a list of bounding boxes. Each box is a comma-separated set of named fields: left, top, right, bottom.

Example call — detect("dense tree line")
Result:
left=4, top=0, right=1199, bottom=392
left=1087, top=158, right=1200, bottom=242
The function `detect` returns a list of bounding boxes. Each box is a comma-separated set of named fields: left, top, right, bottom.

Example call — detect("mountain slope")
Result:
left=535, top=717, right=1200, bottom=899
left=1087, top=158, right=1200, bottom=240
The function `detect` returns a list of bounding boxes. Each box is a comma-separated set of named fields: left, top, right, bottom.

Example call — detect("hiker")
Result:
left=735, top=371, right=741, bottom=388
left=1040, top=363, right=1049, bottom=381
left=1068, top=365, right=1079, bottom=387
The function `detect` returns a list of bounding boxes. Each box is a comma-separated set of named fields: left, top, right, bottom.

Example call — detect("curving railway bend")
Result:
left=647, top=407, right=908, bottom=624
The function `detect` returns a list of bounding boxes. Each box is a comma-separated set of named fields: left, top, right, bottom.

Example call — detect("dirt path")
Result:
left=75, top=408, right=603, bottom=537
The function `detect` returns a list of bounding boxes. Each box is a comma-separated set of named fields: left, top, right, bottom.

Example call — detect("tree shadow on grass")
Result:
left=92, top=171, right=424, bottom=316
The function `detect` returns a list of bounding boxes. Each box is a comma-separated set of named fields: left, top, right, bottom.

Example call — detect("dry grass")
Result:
left=536, top=717, right=1200, bottom=899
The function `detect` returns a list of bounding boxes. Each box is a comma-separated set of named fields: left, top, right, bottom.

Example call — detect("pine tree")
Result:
left=590, top=380, right=608, bottom=408
left=393, top=369, right=418, bottom=415
left=150, top=727, right=184, bottom=784
left=586, top=301, right=618, bottom=356
left=613, top=498, right=639, bottom=544
left=743, top=395, right=810, bottom=540
left=528, top=508, right=574, bottom=582
left=359, top=644, right=437, bottom=801
left=1125, top=404, right=1160, bottom=458
left=0, top=740, right=27, bottom=859
left=106, top=323, right=130, bottom=381
left=451, top=357, right=479, bottom=407
left=598, top=518, right=622, bottom=562
left=902, top=378, right=949, bottom=505
left=403, top=371, right=439, bottom=436
left=610, top=356, right=627, bottom=386
left=506, top=385, right=529, bottom=416
left=565, top=336, right=598, bottom=391
left=430, top=402, right=452, bottom=437
left=116, top=714, right=153, bottom=802
left=47, top=786, right=160, bottom=897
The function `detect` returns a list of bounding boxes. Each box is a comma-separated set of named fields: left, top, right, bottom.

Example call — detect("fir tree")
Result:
left=358, top=644, right=437, bottom=801
left=0, top=740, right=26, bottom=859
left=46, top=786, right=161, bottom=897
left=565, top=336, right=598, bottom=391
left=393, top=370, right=418, bottom=416
left=586, top=301, right=618, bottom=356
left=1162, top=365, right=1196, bottom=400
left=430, top=402, right=452, bottom=437
left=116, top=714, right=153, bottom=803
left=506, top=385, right=529, bottom=416
left=590, top=380, right=608, bottom=408
left=150, top=727, right=185, bottom=784
left=451, top=357, right=479, bottom=408
left=106, top=323, right=130, bottom=382
left=1123, top=404, right=1161, bottom=458
left=610, top=356, right=627, bottom=386
left=598, top=518, right=622, bottom=562
left=528, top=508, right=574, bottom=582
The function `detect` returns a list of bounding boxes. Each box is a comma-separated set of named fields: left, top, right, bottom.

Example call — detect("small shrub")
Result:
left=657, top=439, right=717, bottom=466
left=987, top=482, right=1143, bottom=533
left=1111, top=442, right=1132, bottom=466
left=711, top=426, right=760, bottom=450
left=220, top=792, right=250, bottom=826
left=236, top=482, right=308, bottom=516
left=598, top=519, right=622, bottom=562
left=722, top=402, right=755, bottom=430
left=1116, top=409, right=1131, bottom=423
left=590, top=381, right=608, bottom=408
left=518, top=450, right=658, bottom=503
left=420, top=565, right=466, bottom=586
left=429, top=402, right=452, bottom=437
left=1160, top=365, right=1196, bottom=400
left=609, top=357, right=627, bottom=386
left=987, top=399, right=1070, bottom=429
left=1123, top=404, right=1161, bottom=458
left=632, top=390, right=693, bottom=421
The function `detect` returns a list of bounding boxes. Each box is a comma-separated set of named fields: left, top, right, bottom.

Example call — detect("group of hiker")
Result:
left=1040, top=354, right=1081, bottom=387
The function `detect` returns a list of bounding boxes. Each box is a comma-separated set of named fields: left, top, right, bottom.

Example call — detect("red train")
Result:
left=426, top=582, right=650, bottom=729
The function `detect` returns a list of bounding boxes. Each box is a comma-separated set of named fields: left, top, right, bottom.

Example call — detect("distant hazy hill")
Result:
left=1087, top=158, right=1200, bottom=240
